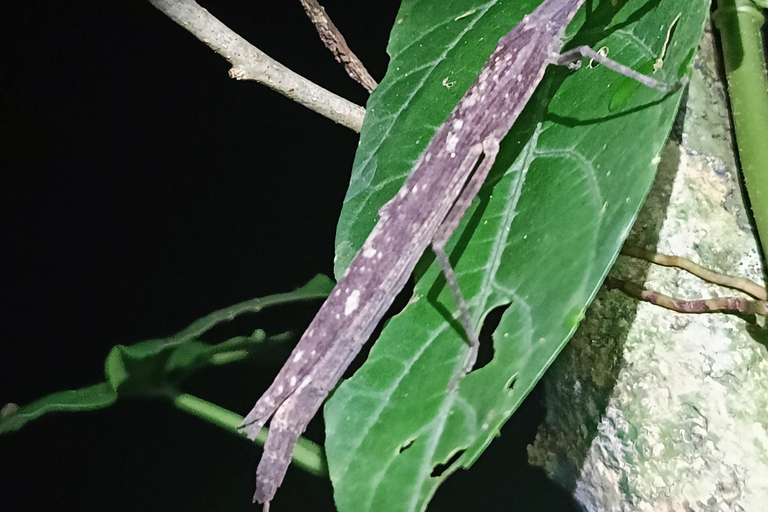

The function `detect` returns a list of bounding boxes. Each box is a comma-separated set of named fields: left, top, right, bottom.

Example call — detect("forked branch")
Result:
left=148, top=0, right=365, bottom=132
left=613, top=247, right=768, bottom=316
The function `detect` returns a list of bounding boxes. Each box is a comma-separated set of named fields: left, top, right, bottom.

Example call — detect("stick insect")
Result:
left=241, top=0, right=680, bottom=507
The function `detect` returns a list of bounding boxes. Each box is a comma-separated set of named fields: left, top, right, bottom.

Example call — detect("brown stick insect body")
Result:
left=242, top=0, right=676, bottom=506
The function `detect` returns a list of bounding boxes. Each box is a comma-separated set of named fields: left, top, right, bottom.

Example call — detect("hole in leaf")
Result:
left=473, top=303, right=510, bottom=371
left=397, top=438, right=415, bottom=454
left=506, top=375, right=517, bottom=391
left=430, top=449, right=465, bottom=478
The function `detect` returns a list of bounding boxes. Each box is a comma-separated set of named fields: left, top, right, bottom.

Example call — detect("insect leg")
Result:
left=554, top=45, right=682, bottom=92
left=432, top=139, right=500, bottom=374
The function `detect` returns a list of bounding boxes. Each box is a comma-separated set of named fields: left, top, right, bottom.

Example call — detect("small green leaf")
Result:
left=105, top=338, right=186, bottom=394
left=3, top=275, right=333, bottom=433
left=0, top=384, right=116, bottom=434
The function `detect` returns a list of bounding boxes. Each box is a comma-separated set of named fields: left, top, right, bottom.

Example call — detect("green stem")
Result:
left=713, top=0, right=768, bottom=262
left=173, top=274, right=333, bottom=342
left=171, top=393, right=328, bottom=477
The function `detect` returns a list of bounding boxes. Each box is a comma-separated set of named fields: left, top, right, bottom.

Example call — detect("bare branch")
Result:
left=605, top=277, right=768, bottom=316
left=620, top=246, right=767, bottom=299
left=299, top=0, right=378, bottom=92
left=148, top=0, right=365, bottom=132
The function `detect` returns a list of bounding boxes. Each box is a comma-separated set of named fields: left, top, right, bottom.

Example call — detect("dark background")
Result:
left=1, top=1, right=578, bottom=510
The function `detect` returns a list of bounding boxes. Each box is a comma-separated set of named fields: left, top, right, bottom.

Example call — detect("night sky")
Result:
left=1, top=1, right=577, bottom=510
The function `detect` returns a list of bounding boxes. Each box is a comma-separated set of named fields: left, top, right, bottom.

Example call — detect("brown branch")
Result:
left=299, top=0, right=378, bottom=92
left=620, top=246, right=767, bottom=300
left=605, top=277, right=768, bottom=316
left=148, top=0, right=365, bottom=132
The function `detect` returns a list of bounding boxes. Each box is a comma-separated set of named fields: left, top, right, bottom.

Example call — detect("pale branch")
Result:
left=605, top=277, right=768, bottom=317
left=299, top=0, right=378, bottom=92
left=148, top=0, right=365, bottom=132
left=620, top=246, right=767, bottom=299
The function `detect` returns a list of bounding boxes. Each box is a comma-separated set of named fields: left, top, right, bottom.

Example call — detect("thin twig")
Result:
left=148, top=0, right=365, bottom=132
left=299, top=0, right=378, bottom=92
left=620, top=246, right=767, bottom=300
left=605, top=277, right=768, bottom=316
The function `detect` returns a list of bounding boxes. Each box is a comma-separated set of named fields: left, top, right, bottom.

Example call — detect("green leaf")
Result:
left=104, top=338, right=199, bottom=395
left=0, top=384, right=117, bottom=434
left=325, top=1, right=709, bottom=511
left=2, top=275, right=333, bottom=433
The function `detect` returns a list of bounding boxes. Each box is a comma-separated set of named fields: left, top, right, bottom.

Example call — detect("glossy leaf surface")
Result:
left=325, top=1, right=709, bottom=511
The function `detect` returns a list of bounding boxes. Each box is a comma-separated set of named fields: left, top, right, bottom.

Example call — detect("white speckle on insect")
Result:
left=360, top=266, right=366, bottom=272
left=450, top=152, right=456, bottom=158
left=412, top=184, right=419, bottom=194
left=363, top=246, right=377, bottom=258
left=398, top=187, right=408, bottom=198
left=290, top=376, right=297, bottom=387
left=345, top=289, right=361, bottom=316
left=452, top=119, right=464, bottom=131
left=334, top=288, right=341, bottom=296
left=310, top=350, right=316, bottom=356
left=377, top=251, right=383, bottom=259
left=277, top=385, right=284, bottom=394
left=307, top=328, right=314, bottom=337
left=335, top=313, right=340, bottom=319
left=446, top=133, right=460, bottom=153
left=293, top=350, right=305, bottom=362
